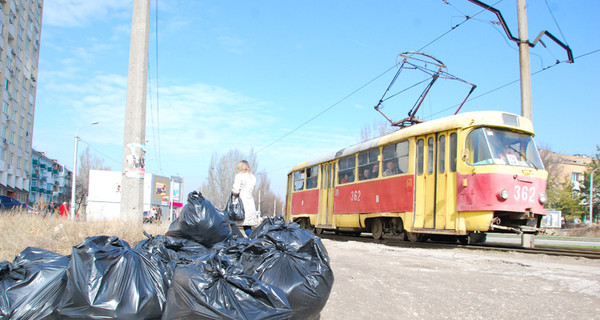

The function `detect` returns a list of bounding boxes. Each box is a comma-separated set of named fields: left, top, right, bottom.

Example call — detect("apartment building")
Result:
left=30, top=148, right=71, bottom=206
left=542, top=150, right=594, bottom=190
left=0, top=0, right=43, bottom=202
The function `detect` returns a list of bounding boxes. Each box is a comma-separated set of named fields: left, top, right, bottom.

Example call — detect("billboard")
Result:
left=541, top=209, right=562, bottom=228
left=152, top=175, right=171, bottom=205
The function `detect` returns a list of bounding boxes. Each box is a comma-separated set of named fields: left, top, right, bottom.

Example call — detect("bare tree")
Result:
left=200, top=149, right=258, bottom=209
left=77, top=147, right=110, bottom=217
left=360, top=120, right=398, bottom=142
left=538, top=145, right=561, bottom=179
left=254, top=171, right=284, bottom=217
left=199, top=148, right=283, bottom=215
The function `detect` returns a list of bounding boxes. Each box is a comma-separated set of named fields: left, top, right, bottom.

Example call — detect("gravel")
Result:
left=318, top=239, right=600, bottom=320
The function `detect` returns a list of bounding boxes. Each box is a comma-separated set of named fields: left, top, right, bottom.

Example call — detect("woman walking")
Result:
left=231, top=160, right=258, bottom=237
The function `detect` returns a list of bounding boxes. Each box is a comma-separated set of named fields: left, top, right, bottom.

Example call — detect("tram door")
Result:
left=436, top=131, right=458, bottom=230
left=285, top=173, right=294, bottom=221
left=317, top=161, right=336, bottom=228
left=414, top=132, right=458, bottom=230
left=414, top=134, right=436, bottom=229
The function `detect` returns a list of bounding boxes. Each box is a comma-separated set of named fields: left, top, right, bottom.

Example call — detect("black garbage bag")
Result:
left=250, top=215, right=315, bottom=250
left=133, top=233, right=179, bottom=283
left=162, top=251, right=293, bottom=320
left=57, top=236, right=168, bottom=319
left=242, top=216, right=334, bottom=320
left=166, top=191, right=231, bottom=247
left=0, top=247, right=69, bottom=320
left=225, top=193, right=245, bottom=221
left=135, top=233, right=211, bottom=266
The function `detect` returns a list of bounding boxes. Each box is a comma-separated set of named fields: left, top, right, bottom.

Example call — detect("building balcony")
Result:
left=32, top=173, right=38, bottom=179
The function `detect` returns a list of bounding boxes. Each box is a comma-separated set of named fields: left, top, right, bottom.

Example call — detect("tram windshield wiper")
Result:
left=508, top=145, right=538, bottom=169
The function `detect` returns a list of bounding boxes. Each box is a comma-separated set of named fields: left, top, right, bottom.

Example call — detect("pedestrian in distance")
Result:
left=59, top=202, right=69, bottom=218
left=155, top=206, right=162, bottom=223
left=150, top=206, right=157, bottom=222
left=232, top=160, right=258, bottom=237
left=46, top=201, right=55, bottom=217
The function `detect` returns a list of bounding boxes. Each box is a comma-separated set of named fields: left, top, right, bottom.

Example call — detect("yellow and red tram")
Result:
left=285, top=111, right=548, bottom=244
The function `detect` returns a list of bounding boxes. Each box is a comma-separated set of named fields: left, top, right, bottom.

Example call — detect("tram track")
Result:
left=318, top=232, right=600, bottom=260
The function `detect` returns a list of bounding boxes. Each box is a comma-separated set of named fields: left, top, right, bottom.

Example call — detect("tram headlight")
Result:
left=539, top=192, right=548, bottom=205
left=498, top=189, right=509, bottom=201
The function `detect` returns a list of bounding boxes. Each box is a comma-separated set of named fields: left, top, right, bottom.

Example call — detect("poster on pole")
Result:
left=124, top=142, right=146, bottom=178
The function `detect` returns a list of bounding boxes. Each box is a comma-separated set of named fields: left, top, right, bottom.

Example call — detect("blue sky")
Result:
left=33, top=0, right=600, bottom=197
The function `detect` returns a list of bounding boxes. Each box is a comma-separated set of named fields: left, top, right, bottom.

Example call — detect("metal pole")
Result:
left=121, top=0, right=150, bottom=223
left=70, top=121, right=98, bottom=221
left=258, top=190, right=261, bottom=212
left=517, top=0, right=533, bottom=120
left=70, top=136, right=78, bottom=220
left=590, top=168, right=598, bottom=225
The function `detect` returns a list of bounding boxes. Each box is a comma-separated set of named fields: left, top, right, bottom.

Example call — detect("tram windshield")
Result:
left=465, top=127, right=544, bottom=169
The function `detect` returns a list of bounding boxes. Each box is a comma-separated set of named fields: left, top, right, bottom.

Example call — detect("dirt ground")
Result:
left=318, top=239, right=600, bottom=320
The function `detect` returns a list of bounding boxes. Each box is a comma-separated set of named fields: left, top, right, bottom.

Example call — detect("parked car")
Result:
left=0, top=195, right=27, bottom=211
left=143, top=210, right=153, bottom=224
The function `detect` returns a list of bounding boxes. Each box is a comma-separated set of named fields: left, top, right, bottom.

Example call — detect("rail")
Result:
left=318, top=232, right=600, bottom=260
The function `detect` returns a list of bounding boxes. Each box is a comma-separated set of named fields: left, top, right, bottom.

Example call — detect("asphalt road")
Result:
left=319, top=238, right=600, bottom=320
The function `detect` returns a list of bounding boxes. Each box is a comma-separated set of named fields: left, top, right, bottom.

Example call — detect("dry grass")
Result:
left=0, top=211, right=170, bottom=262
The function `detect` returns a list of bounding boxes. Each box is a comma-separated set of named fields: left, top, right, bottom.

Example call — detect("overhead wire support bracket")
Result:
left=468, top=0, right=574, bottom=63
left=374, top=52, right=476, bottom=128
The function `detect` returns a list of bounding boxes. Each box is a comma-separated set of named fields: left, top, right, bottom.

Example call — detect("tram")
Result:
left=284, top=111, right=547, bottom=244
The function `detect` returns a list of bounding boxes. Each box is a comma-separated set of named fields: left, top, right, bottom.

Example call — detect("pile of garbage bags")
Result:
left=0, top=191, right=334, bottom=319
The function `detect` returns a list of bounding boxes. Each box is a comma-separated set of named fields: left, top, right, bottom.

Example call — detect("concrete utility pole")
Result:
left=516, top=0, right=533, bottom=121
left=121, top=0, right=150, bottom=223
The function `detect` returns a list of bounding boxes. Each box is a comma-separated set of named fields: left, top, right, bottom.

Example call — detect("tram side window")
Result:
left=465, top=128, right=493, bottom=165
left=427, top=137, right=434, bottom=174
left=306, top=165, right=319, bottom=189
left=382, top=140, right=408, bottom=177
left=358, top=148, right=380, bottom=180
left=438, top=135, right=446, bottom=173
left=293, top=169, right=305, bottom=191
left=416, top=139, right=424, bottom=175
left=449, top=133, right=457, bottom=172
left=338, top=156, right=355, bottom=184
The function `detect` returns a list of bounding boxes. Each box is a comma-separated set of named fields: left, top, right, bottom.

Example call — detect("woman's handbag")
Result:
left=226, top=193, right=245, bottom=221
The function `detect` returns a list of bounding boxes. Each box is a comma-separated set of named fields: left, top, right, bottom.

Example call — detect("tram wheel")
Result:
left=469, top=232, right=487, bottom=244
left=406, top=232, right=423, bottom=242
left=299, top=218, right=310, bottom=230
left=371, top=218, right=383, bottom=240
left=457, top=236, right=469, bottom=245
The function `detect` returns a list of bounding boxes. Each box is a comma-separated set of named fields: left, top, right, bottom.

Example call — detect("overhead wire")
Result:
left=154, top=0, right=163, bottom=175
left=264, top=7, right=593, bottom=176
left=257, top=1, right=501, bottom=155
left=78, top=138, right=122, bottom=166
left=544, top=0, right=569, bottom=46
left=256, top=65, right=397, bottom=154
left=147, top=0, right=164, bottom=175
left=427, top=49, right=600, bottom=118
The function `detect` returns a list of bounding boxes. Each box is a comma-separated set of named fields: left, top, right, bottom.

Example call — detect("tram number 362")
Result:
left=514, top=186, right=536, bottom=202
left=350, top=190, right=361, bottom=202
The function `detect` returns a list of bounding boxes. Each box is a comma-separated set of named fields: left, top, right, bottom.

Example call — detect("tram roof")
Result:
left=288, top=111, right=533, bottom=173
